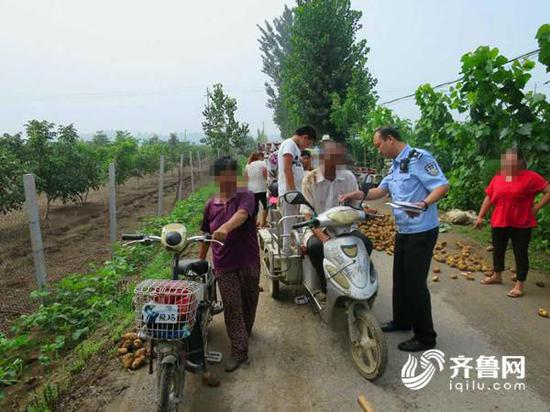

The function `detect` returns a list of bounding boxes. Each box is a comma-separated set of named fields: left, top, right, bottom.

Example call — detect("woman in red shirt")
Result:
left=475, top=148, right=549, bottom=297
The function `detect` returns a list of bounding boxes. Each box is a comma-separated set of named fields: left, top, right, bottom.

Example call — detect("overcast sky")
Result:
left=0, top=0, right=548, bottom=138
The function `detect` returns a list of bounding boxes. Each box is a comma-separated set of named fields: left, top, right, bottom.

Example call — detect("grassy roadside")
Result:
left=453, top=224, right=550, bottom=274
left=1, top=183, right=216, bottom=411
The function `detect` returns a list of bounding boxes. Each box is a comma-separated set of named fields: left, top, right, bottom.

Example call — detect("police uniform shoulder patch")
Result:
left=424, top=162, right=439, bottom=176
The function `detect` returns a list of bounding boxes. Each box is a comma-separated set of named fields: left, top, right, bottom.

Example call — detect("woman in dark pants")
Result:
left=476, top=148, right=549, bottom=297
left=199, top=157, right=261, bottom=372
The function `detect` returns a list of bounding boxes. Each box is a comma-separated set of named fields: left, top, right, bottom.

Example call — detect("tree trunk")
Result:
left=44, top=197, right=51, bottom=221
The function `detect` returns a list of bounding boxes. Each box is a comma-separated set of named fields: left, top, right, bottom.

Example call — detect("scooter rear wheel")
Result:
left=349, top=308, right=387, bottom=380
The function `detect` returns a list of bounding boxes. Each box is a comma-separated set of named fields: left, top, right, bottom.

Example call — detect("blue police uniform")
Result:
left=379, top=145, right=448, bottom=233
left=379, top=144, right=448, bottom=350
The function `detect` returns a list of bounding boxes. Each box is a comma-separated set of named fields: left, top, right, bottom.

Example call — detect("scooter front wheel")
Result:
left=158, top=362, right=176, bottom=412
left=349, top=308, right=387, bottom=380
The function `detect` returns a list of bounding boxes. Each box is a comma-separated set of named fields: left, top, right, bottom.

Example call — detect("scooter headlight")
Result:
left=326, top=209, right=361, bottom=225
left=341, top=245, right=358, bottom=258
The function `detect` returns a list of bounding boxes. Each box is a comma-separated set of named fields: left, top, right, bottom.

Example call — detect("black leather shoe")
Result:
left=381, top=321, right=411, bottom=332
left=398, top=338, right=436, bottom=352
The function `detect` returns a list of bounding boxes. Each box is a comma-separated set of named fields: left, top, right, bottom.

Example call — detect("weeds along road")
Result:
left=99, top=250, right=549, bottom=412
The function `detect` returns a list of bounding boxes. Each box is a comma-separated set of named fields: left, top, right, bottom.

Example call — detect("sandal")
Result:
left=507, top=289, right=523, bottom=298
left=481, top=277, right=502, bottom=285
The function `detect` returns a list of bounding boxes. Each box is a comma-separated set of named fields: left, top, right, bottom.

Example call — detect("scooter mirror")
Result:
left=361, top=177, right=375, bottom=198
left=283, top=191, right=316, bottom=214
left=283, top=191, right=306, bottom=205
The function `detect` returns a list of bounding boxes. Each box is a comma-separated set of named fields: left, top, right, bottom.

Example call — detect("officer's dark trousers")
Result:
left=307, top=230, right=373, bottom=292
left=393, top=227, right=438, bottom=344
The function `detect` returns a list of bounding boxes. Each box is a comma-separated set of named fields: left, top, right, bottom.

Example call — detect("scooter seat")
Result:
left=176, top=259, right=209, bottom=276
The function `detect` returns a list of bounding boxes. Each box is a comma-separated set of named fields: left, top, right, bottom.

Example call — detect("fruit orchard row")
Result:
left=0, top=121, right=209, bottom=217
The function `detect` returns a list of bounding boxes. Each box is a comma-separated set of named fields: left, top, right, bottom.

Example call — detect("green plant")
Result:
left=25, top=383, right=59, bottom=412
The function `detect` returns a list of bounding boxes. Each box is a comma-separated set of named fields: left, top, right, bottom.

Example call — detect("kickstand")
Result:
left=149, top=340, right=154, bottom=375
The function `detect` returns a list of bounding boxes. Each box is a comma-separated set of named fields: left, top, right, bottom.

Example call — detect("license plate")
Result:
left=142, top=303, right=178, bottom=324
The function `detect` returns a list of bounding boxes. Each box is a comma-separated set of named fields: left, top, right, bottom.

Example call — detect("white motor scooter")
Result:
left=259, top=186, right=387, bottom=380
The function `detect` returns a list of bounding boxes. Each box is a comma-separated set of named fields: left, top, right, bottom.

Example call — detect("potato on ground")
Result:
left=131, top=356, right=147, bottom=370
left=122, top=332, right=138, bottom=341
left=135, top=348, right=147, bottom=358
left=121, top=353, right=134, bottom=369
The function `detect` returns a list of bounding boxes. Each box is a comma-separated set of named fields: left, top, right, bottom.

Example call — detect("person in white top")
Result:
left=301, top=149, right=313, bottom=172
left=244, top=151, right=268, bottom=227
left=301, top=139, right=373, bottom=292
left=278, top=125, right=317, bottom=254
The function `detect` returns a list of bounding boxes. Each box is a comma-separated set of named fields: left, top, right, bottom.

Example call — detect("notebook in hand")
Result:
left=386, top=201, right=425, bottom=213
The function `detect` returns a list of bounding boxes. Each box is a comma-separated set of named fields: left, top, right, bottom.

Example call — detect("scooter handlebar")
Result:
left=121, top=234, right=145, bottom=241
left=292, top=219, right=318, bottom=229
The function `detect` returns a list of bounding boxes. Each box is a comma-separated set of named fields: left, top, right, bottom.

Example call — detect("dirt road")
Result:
left=60, top=200, right=550, bottom=412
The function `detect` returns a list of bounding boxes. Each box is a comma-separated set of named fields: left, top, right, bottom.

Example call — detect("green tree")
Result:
left=256, top=128, right=268, bottom=144
left=439, top=46, right=539, bottom=209
left=201, top=84, right=250, bottom=153
left=357, top=106, right=413, bottom=170
left=25, top=120, right=58, bottom=218
left=280, top=0, right=377, bottom=139
left=536, top=24, right=550, bottom=72
left=258, top=5, right=295, bottom=137
left=91, top=130, right=110, bottom=147
left=0, top=143, right=25, bottom=214
left=413, top=84, right=454, bottom=170
left=168, top=132, right=180, bottom=165
left=75, top=141, right=104, bottom=203
left=110, top=131, right=139, bottom=186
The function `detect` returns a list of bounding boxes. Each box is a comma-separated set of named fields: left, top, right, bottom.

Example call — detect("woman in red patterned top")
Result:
left=475, top=148, right=549, bottom=297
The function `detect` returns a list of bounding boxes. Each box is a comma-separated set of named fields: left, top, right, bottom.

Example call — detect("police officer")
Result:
left=340, top=126, right=449, bottom=352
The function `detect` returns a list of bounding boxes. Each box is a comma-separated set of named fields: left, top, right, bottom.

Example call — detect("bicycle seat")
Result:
left=176, top=259, right=209, bottom=276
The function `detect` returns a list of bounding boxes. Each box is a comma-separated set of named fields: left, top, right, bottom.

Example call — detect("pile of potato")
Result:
left=359, top=214, right=396, bottom=255
left=117, top=331, right=148, bottom=370
left=359, top=213, right=495, bottom=281
left=432, top=241, right=492, bottom=275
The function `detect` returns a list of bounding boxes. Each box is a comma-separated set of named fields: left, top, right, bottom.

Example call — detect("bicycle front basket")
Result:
left=133, top=279, right=203, bottom=341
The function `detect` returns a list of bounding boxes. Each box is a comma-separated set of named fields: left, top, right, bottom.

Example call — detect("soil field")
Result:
left=0, top=166, right=207, bottom=332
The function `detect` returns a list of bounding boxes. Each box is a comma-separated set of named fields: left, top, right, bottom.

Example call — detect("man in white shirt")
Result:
left=278, top=126, right=317, bottom=254
left=301, top=139, right=373, bottom=292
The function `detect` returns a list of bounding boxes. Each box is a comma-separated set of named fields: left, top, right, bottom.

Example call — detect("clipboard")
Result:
left=386, top=201, right=425, bottom=214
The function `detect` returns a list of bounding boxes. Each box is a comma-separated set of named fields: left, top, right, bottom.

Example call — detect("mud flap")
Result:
left=347, top=301, right=369, bottom=344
